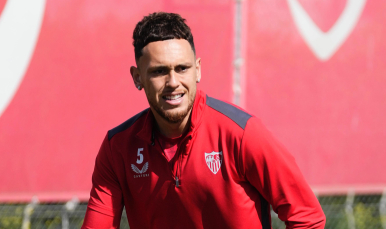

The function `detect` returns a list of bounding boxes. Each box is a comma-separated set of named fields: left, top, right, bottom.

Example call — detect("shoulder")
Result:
left=108, top=108, right=150, bottom=140
left=205, top=95, right=252, bottom=130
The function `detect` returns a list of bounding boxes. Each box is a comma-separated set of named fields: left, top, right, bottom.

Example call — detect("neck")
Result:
left=152, top=109, right=192, bottom=139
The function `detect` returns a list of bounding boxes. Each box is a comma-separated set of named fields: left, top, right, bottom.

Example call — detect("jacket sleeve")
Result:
left=82, top=134, right=124, bottom=229
left=240, top=117, right=326, bottom=228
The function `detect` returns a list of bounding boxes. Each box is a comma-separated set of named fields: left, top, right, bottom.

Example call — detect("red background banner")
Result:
left=0, top=0, right=385, bottom=201
left=245, top=0, right=386, bottom=193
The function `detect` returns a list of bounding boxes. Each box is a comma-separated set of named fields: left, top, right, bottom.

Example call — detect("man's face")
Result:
left=131, top=39, right=201, bottom=124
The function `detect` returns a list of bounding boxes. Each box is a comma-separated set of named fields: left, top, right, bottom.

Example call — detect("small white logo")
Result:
left=205, top=151, right=223, bottom=174
left=131, top=162, right=149, bottom=174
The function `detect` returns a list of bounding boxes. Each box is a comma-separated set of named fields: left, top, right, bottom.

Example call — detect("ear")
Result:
left=195, top=58, right=201, bottom=83
left=130, top=66, right=142, bottom=90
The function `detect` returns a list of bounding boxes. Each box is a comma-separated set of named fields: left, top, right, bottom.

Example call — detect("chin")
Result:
left=151, top=103, right=191, bottom=124
left=149, top=95, right=195, bottom=124
left=162, top=108, right=189, bottom=124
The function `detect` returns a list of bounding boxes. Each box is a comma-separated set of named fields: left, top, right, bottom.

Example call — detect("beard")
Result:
left=148, top=92, right=195, bottom=124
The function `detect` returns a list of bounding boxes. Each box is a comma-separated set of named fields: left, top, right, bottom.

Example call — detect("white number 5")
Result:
left=136, top=148, right=144, bottom=164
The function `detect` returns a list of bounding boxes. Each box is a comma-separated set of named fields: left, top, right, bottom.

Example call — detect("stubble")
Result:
left=149, top=92, right=195, bottom=124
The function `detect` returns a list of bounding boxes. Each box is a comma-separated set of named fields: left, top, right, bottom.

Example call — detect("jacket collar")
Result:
left=136, top=90, right=206, bottom=144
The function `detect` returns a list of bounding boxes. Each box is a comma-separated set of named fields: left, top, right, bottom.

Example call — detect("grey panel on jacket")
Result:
left=108, top=108, right=149, bottom=140
left=206, top=96, right=252, bottom=129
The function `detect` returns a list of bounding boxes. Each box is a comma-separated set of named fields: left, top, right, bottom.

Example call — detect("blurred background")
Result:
left=0, top=0, right=385, bottom=228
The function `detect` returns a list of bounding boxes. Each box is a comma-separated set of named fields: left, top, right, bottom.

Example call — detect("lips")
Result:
left=162, top=93, right=185, bottom=106
left=163, top=93, right=184, bottom=101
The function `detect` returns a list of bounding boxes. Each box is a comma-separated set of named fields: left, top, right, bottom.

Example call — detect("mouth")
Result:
left=162, top=93, right=185, bottom=106
left=162, top=93, right=184, bottom=101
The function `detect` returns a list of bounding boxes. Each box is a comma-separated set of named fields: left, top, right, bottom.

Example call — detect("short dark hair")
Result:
left=133, top=12, right=196, bottom=61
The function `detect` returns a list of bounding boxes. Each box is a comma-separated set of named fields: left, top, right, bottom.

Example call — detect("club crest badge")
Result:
left=205, top=151, right=223, bottom=174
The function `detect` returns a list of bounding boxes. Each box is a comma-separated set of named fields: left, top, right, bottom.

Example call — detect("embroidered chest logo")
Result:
left=205, top=151, right=223, bottom=174
left=131, top=148, right=150, bottom=178
left=131, top=162, right=148, bottom=174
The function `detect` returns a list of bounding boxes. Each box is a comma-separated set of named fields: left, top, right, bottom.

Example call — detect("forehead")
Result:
left=139, top=39, right=195, bottom=67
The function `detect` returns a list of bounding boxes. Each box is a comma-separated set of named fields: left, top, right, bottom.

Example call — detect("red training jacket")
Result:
left=82, top=90, right=326, bottom=229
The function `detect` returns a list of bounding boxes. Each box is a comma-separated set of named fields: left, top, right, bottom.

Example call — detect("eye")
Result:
left=176, top=66, right=188, bottom=73
left=152, top=69, right=166, bottom=75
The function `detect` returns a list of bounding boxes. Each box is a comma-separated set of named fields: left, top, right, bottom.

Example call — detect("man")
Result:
left=82, top=12, right=325, bottom=229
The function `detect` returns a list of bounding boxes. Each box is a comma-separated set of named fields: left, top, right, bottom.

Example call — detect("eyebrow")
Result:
left=147, top=65, right=169, bottom=73
left=177, top=63, right=193, bottom=67
left=147, top=63, right=193, bottom=72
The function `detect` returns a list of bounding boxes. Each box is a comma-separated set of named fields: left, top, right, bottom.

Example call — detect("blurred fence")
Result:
left=1, top=194, right=386, bottom=229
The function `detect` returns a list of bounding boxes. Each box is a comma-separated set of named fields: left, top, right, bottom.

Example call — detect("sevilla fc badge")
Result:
left=205, top=151, right=223, bottom=174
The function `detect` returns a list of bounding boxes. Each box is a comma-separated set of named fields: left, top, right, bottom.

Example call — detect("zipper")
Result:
left=152, top=129, right=192, bottom=188
left=173, top=134, right=193, bottom=188
left=152, top=129, right=186, bottom=188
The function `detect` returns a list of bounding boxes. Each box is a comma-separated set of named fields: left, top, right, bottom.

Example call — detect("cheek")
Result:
left=182, top=75, right=197, bottom=90
left=146, top=80, right=164, bottom=97
left=187, top=80, right=197, bottom=92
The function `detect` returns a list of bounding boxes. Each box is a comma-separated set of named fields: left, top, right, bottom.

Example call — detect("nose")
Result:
left=166, top=70, right=179, bottom=88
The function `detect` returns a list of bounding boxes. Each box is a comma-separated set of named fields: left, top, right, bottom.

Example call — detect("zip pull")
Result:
left=175, top=176, right=180, bottom=188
